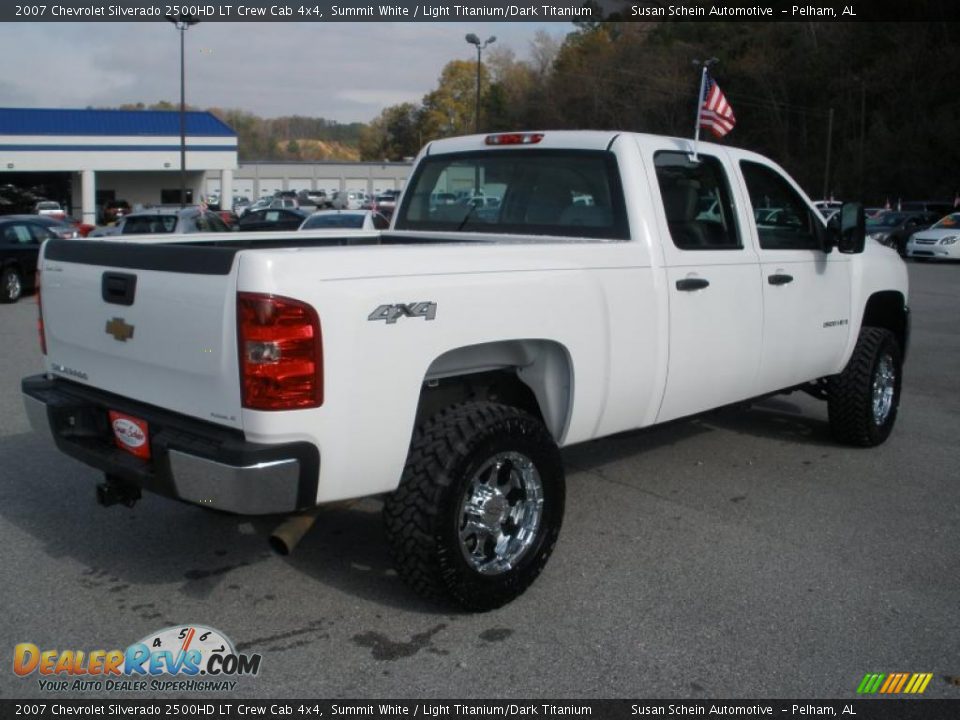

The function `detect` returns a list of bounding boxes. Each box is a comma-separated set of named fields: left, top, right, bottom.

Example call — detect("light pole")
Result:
left=165, top=13, right=200, bottom=208
left=465, top=33, right=496, bottom=134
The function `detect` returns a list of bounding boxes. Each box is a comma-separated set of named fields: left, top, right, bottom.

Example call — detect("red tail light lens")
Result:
left=485, top=133, right=544, bottom=146
left=237, top=293, right=322, bottom=410
left=37, top=275, right=46, bottom=355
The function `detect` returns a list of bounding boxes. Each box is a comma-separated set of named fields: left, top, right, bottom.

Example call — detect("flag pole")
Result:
left=692, top=58, right=717, bottom=161
left=692, top=63, right=708, bottom=162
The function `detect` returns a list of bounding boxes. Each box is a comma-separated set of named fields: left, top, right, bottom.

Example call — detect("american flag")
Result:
left=699, top=75, right=736, bottom=138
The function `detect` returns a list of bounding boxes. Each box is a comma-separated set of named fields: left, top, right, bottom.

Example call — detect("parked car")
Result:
left=905, top=212, right=960, bottom=261
left=23, top=214, right=81, bottom=239
left=866, top=210, right=933, bottom=255
left=236, top=207, right=308, bottom=232
left=299, top=210, right=390, bottom=231
left=370, top=193, right=399, bottom=218
left=303, top=190, right=330, bottom=208
left=330, top=191, right=363, bottom=210
left=33, top=200, right=65, bottom=219
left=231, top=197, right=252, bottom=216
left=1, top=215, right=57, bottom=302
left=89, top=207, right=231, bottom=236
left=101, top=199, right=131, bottom=225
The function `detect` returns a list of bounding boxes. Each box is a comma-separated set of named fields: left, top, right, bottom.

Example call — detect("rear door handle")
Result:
left=767, top=273, right=794, bottom=286
left=675, top=278, right=710, bottom=291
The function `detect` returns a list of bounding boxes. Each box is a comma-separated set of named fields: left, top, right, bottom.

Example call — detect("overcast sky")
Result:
left=0, top=22, right=572, bottom=123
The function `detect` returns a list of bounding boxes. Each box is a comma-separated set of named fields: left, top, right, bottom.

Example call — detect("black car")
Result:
left=866, top=211, right=934, bottom=256
left=236, top=208, right=309, bottom=232
left=1, top=216, right=58, bottom=302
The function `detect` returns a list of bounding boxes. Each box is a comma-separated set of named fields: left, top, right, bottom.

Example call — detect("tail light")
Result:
left=37, top=274, right=46, bottom=355
left=485, top=133, right=544, bottom=146
left=237, top=293, right=322, bottom=410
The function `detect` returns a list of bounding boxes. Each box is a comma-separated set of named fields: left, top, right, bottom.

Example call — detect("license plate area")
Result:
left=108, top=410, right=151, bottom=460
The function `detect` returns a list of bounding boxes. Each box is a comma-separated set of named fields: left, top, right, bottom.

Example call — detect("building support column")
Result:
left=81, top=170, right=96, bottom=225
left=220, top=169, right=233, bottom=210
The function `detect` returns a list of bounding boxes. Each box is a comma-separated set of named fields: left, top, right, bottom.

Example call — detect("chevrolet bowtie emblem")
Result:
left=105, top=317, right=134, bottom=342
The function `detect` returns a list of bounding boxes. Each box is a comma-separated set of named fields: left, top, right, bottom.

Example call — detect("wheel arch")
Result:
left=861, top=290, right=909, bottom=360
left=418, top=339, right=574, bottom=442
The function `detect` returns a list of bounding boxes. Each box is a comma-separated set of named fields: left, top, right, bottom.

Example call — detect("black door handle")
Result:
left=676, top=278, right=710, bottom=291
left=767, top=273, right=794, bottom=286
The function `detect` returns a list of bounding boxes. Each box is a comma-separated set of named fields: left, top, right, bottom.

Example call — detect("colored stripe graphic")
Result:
left=857, top=672, right=932, bottom=694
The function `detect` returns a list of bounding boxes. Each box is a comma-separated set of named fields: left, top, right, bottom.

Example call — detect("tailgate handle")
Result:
left=102, top=272, right=137, bottom=306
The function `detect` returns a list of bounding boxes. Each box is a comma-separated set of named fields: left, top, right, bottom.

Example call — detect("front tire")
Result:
left=384, top=401, right=565, bottom=611
left=1, top=267, right=22, bottom=303
left=827, top=327, right=902, bottom=446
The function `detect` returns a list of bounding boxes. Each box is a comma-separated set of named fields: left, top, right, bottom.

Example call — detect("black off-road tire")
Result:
left=827, top=327, right=902, bottom=447
left=1, top=267, right=22, bottom=303
left=383, top=401, right=565, bottom=611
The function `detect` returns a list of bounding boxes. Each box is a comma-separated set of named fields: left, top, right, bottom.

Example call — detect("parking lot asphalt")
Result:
left=1, top=261, right=958, bottom=700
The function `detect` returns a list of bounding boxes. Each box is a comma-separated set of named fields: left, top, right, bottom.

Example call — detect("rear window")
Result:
left=302, top=213, right=365, bottom=229
left=395, top=150, right=628, bottom=239
left=122, top=216, right=177, bottom=234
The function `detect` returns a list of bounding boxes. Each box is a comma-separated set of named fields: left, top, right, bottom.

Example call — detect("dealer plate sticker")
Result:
left=108, top=411, right=151, bottom=460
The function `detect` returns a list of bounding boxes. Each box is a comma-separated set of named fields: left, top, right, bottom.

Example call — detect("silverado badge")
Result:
left=105, top=317, right=135, bottom=342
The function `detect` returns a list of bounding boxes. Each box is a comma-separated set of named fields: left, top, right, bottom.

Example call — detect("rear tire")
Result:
left=827, top=327, right=902, bottom=447
left=1, top=267, right=22, bottom=303
left=383, top=401, right=564, bottom=611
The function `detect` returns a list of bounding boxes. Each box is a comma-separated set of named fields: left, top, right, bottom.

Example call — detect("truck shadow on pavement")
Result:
left=0, top=433, right=441, bottom=615
left=0, top=398, right=834, bottom=616
left=563, top=396, right=836, bottom=475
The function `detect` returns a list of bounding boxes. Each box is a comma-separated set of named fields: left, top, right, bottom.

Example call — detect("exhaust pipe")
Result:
left=268, top=501, right=356, bottom=556
left=96, top=475, right=141, bottom=508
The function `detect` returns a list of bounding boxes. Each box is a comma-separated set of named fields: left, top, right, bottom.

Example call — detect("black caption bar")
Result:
left=2, top=700, right=960, bottom=720
left=0, top=0, right=954, bottom=23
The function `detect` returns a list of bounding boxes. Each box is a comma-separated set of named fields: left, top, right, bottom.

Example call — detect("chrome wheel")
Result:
left=872, top=354, right=896, bottom=425
left=458, top=451, right=544, bottom=576
left=4, top=271, right=21, bottom=301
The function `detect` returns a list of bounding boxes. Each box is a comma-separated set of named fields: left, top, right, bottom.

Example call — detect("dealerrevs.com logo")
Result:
left=13, top=625, right=262, bottom=693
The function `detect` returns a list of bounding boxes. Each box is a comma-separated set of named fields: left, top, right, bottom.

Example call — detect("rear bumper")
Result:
left=22, top=375, right=319, bottom=515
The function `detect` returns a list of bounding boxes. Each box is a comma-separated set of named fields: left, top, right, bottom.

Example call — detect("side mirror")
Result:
left=837, top=202, right=866, bottom=254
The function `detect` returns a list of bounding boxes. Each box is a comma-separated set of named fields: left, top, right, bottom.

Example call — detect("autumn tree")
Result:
left=421, top=59, right=491, bottom=139
left=359, top=103, right=423, bottom=161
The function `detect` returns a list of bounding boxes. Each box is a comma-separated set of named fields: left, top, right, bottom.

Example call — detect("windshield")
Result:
left=302, top=213, right=365, bottom=229
left=931, top=213, right=960, bottom=228
left=394, top=149, right=628, bottom=239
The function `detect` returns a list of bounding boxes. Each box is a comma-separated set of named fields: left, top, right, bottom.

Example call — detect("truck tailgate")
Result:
left=40, top=239, right=243, bottom=430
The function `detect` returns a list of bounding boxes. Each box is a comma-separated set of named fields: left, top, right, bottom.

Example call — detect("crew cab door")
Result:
left=646, top=147, right=763, bottom=423
left=735, top=160, right=852, bottom=392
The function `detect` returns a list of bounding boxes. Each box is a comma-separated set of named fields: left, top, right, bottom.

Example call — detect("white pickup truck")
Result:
left=23, top=131, right=909, bottom=610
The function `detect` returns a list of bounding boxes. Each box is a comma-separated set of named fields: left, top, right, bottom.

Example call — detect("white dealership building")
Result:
left=1, top=107, right=412, bottom=221
left=0, top=107, right=237, bottom=223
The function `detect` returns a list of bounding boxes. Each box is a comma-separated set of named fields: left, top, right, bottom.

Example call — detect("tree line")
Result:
left=360, top=17, right=960, bottom=204
left=116, top=102, right=364, bottom=161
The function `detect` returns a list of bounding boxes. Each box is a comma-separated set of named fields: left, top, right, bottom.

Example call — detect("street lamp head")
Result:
left=465, top=33, right=480, bottom=45
left=486, top=36, right=497, bottom=45
left=165, top=13, right=200, bottom=27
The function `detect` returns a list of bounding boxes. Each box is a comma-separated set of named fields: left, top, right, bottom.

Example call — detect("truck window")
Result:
left=395, top=150, right=629, bottom=240
left=740, top=161, right=821, bottom=251
left=654, top=152, right=741, bottom=250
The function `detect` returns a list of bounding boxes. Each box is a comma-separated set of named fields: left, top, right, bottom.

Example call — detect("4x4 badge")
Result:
left=368, top=302, right=437, bottom=324
left=105, top=317, right=135, bottom=342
